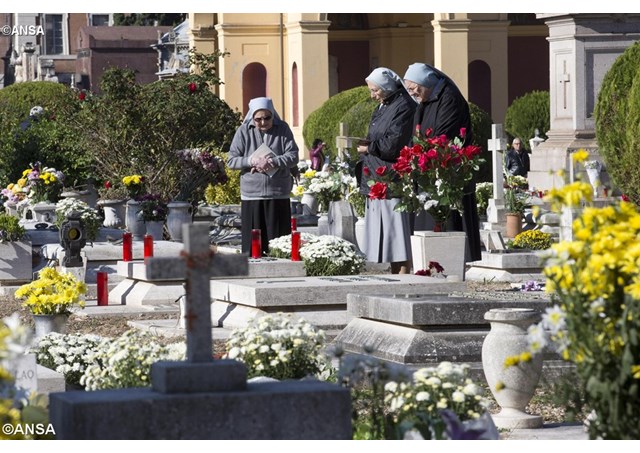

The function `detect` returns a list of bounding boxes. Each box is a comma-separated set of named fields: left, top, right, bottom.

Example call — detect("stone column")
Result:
left=432, top=13, right=470, bottom=97
left=528, top=13, right=640, bottom=191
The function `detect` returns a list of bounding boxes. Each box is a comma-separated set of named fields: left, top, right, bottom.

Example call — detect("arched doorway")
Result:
left=242, top=62, right=267, bottom=115
left=468, top=59, right=492, bottom=118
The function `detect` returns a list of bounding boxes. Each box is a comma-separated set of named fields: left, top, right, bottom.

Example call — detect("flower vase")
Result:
left=125, top=199, right=145, bottom=240
left=145, top=221, right=165, bottom=241
left=31, top=202, right=58, bottom=224
left=166, top=201, right=192, bottom=242
left=33, top=313, right=69, bottom=339
left=99, top=199, right=127, bottom=228
left=482, top=308, right=543, bottom=429
left=4, top=201, right=18, bottom=217
left=317, top=212, right=329, bottom=236
left=505, top=213, right=523, bottom=239
left=586, top=168, right=601, bottom=198
left=301, top=192, right=318, bottom=216
left=355, top=217, right=366, bottom=253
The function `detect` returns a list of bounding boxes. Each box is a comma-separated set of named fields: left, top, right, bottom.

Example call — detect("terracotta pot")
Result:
left=505, top=213, right=522, bottom=238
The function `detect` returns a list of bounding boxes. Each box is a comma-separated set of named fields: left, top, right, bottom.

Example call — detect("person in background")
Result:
left=504, top=137, right=530, bottom=177
left=309, top=138, right=326, bottom=171
left=227, top=97, right=299, bottom=255
left=357, top=67, right=416, bottom=274
left=403, top=62, right=482, bottom=262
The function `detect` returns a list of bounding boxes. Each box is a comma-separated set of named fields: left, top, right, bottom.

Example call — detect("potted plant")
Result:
left=122, top=174, right=146, bottom=239
left=15, top=267, right=87, bottom=338
left=137, top=193, right=168, bottom=240
left=503, top=176, right=528, bottom=238
left=0, top=213, right=31, bottom=282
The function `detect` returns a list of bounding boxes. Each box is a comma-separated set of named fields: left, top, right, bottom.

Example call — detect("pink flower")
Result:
left=188, top=82, right=197, bottom=93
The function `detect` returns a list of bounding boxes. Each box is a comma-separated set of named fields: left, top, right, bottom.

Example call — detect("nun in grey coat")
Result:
left=356, top=67, right=416, bottom=274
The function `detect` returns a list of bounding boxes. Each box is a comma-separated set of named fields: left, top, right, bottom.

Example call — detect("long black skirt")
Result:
left=241, top=199, right=292, bottom=255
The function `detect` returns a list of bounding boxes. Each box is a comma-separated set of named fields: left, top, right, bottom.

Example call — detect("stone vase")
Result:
left=166, top=201, right=192, bottom=242
left=33, top=313, right=69, bottom=339
left=301, top=192, right=318, bottom=216
left=145, top=220, right=165, bottom=240
left=586, top=168, right=601, bottom=197
left=354, top=217, right=366, bottom=253
left=317, top=213, right=329, bottom=236
left=125, top=199, right=145, bottom=240
left=482, top=308, right=543, bottom=429
left=31, top=202, right=58, bottom=224
left=99, top=199, right=127, bottom=228
left=4, top=201, right=18, bottom=217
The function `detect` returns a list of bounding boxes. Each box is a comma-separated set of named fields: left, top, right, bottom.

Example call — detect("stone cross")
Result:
left=487, top=123, right=507, bottom=201
left=145, top=222, right=248, bottom=362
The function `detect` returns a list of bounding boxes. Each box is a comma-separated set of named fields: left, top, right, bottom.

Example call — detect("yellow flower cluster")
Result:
left=39, top=172, right=57, bottom=185
left=15, top=267, right=87, bottom=315
left=543, top=201, right=640, bottom=360
left=122, top=174, right=143, bottom=186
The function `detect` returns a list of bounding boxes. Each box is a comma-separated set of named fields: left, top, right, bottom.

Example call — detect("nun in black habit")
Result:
left=403, top=62, right=482, bottom=262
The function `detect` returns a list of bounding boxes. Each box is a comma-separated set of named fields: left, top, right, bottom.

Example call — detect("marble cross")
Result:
left=145, top=223, right=248, bottom=362
left=487, top=123, right=507, bottom=201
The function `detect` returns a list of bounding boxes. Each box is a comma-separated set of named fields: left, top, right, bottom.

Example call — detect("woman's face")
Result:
left=253, top=109, right=274, bottom=132
left=404, top=80, right=432, bottom=103
left=367, top=81, right=385, bottom=103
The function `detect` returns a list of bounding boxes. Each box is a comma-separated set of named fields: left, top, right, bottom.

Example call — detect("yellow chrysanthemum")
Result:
left=572, top=149, right=589, bottom=163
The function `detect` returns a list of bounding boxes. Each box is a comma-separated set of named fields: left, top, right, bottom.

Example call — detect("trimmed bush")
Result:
left=504, top=90, right=549, bottom=151
left=594, top=41, right=640, bottom=205
left=302, top=86, right=371, bottom=159
left=0, top=81, right=89, bottom=187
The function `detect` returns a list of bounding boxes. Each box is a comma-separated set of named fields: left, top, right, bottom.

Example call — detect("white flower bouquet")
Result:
left=55, top=198, right=102, bottom=241
left=32, top=332, right=104, bottom=387
left=225, top=313, right=328, bottom=380
left=80, top=330, right=185, bottom=390
left=384, top=361, right=490, bottom=439
left=306, top=170, right=343, bottom=212
left=269, top=233, right=365, bottom=276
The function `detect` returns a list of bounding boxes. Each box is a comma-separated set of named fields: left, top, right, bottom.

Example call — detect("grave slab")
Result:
left=410, top=231, right=467, bottom=279
left=109, top=257, right=305, bottom=306
left=334, top=292, right=551, bottom=365
left=465, top=251, right=545, bottom=283
left=210, top=275, right=466, bottom=330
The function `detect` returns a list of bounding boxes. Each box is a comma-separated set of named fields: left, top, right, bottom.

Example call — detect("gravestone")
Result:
left=49, top=223, right=351, bottom=439
left=486, top=124, right=507, bottom=226
left=327, top=200, right=358, bottom=245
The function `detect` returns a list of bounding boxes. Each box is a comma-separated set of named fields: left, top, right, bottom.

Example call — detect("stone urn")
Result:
left=166, top=201, right=192, bottom=241
left=33, top=313, right=69, bottom=339
left=145, top=220, right=165, bottom=241
left=482, top=308, right=543, bottom=429
left=31, top=202, right=58, bottom=224
left=125, top=199, right=145, bottom=240
left=98, top=199, right=127, bottom=228
left=301, top=192, right=318, bottom=216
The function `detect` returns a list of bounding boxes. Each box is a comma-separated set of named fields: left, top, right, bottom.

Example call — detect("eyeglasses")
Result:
left=254, top=116, right=272, bottom=123
left=513, top=142, right=521, bottom=146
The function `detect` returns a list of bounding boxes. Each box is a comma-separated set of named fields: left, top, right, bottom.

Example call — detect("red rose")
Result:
left=429, top=261, right=444, bottom=273
left=368, top=182, right=388, bottom=200
left=188, top=82, right=197, bottom=93
left=415, top=269, right=432, bottom=276
left=425, top=128, right=433, bottom=137
left=375, top=166, right=387, bottom=176
left=104, top=181, right=112, bottom=189
left=363, top=167, right=370, bottom=176
left=459, top=127, right=466, bottom=138
left=391, top=157, right=411, bottom=175
left=621, top=194, right=630, bottom=202
left=79, top=92, right=86, bottom=101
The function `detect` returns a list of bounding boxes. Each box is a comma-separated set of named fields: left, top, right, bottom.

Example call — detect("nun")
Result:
left=356, top=67, right=416, bottom=274
left=227, top=97, right=299, bottom=255
left=403, top=62, right=482, bottom=262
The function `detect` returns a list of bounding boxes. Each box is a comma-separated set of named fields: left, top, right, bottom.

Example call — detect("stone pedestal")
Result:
left=410, top=231, right=467, bottom=280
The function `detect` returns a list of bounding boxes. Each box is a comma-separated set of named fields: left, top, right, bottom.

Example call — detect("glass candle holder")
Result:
left=291, top=231, right=301, bottom=261
left=144, top=234, right=154, bottom=260
left=122, top=232, right=133, bottom=262
left=97, top=271, right=108, bottom=306
left=251, top=229, right=262, bottom=259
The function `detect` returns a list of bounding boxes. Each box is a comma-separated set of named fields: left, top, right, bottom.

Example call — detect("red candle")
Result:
left=122, top=232, right=133, bottom=262
left=291, top=217, right=297, bottom=231
left=144, top=234, right=154, bottom=259
left=291, top=231, right=301, bottom=261
left=251, top=229, right=262, bottom=259
left=97, top=271, right=108, bottom=306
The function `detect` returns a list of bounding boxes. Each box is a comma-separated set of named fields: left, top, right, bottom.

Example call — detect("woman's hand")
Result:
left=357, top=145, right=369, bottom=155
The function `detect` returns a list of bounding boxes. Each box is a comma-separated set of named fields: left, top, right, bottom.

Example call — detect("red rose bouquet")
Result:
left=368, top=127, right=483, bottom=229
